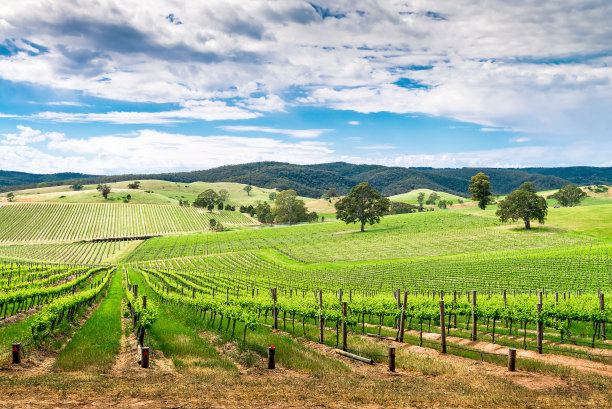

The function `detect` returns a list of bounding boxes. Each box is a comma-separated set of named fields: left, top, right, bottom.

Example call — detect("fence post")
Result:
left=471, top=290, right=477, bottom=341
left=600, top=293, right=606, bottom=340
left=508, top=348, right=516, bottom=371
left=536, top=303, right=543, bottom=354
left=453, top=290, right=457, bottom=328
left=268, top=345, right=275, bottom=369
left=141, top=346, right=149, bottom=368
left=319, top=290, right=324, bottom=344
left=503, top=290, right=508, bottom=328
left=342, top=301, right=348, bottom=351
left=12, top=342, right=21, bottom=364
left=142, top=295, right=147, bottom=309
left=273, top=288, right=278, bottom=330
left=133, top=285, right=138, bottom=299
left=440, top=301, right=447, bottom=353
left=399, top=291, right=407, bottom=342
left=388, top=346, right=395, bottom=372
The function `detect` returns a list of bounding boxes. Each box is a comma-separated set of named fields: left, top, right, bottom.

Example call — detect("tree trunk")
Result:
left=361, top=220, right=365, bottom=232
left=524, top=218, right=531, bottom=230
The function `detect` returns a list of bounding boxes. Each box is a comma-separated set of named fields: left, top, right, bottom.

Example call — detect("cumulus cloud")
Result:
left=1, top=125, right=64, bottom=145
left=0, top=126, right=609, bottom=174
left=5, top=128, right=334, bottom=173
left=0, top=0, right=609, bottom=137
left=348, top=121, right=360, bottom=125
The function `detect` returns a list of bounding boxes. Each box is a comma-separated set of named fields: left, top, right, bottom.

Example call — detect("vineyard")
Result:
left=0, top=202, right=254, bottom=244
left=124, top=212, right=590, bottom=263
left=0, top=240, right=138, bottom=264
left=1, top=201, right=612, bottom=408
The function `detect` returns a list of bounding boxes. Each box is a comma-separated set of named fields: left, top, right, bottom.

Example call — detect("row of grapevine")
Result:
left=0, top=203, right=253, bottom=244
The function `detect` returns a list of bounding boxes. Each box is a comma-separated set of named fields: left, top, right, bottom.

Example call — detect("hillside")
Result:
left=0, top=202, right=253, bottom=244
left=1, top=162, right=610, bottom=198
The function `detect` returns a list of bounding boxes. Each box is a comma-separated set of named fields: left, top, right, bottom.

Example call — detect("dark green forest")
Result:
left=2, top=163, right=610, bottom=197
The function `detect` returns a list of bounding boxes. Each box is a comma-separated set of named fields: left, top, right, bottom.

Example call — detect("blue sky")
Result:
left=0, top=0, right=611, bottom=174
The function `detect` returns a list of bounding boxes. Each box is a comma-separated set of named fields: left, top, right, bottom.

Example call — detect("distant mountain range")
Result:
left=2, top=163, right=611, bottom=198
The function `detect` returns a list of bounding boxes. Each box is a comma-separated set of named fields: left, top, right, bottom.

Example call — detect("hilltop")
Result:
left=2, top=162, right=611, bottom=198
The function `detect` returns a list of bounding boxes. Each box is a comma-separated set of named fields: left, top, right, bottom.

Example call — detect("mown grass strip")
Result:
left=53, top=271, right=122, bottom=372
left=127, top=268, right=236, bottom=372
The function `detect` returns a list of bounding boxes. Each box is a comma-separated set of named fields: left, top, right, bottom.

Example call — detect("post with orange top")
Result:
left=268, top=345, right=275, bottom=369
left=12, top=343, right=21, bottom=364
left=141, top=346, right=149, bottom=368
left=388, top=346, right=395, bottom=372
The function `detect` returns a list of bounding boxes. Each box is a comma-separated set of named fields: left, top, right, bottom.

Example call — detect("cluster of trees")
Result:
left=128, top=181, right=141, bottom=189
left=209, top=218, right=224, bottom=232
left=193, top=189, right=232, bottom=212
left=415, top=191, right=457, bottom=211
left=252, top=190, right=319, bottom=225
left=5, top=192, right=14, bottom=202
left=550, top=184, right=586, bottom=207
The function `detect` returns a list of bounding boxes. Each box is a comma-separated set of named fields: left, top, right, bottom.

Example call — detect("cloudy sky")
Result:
left=0, top=0, right=611, bottom=174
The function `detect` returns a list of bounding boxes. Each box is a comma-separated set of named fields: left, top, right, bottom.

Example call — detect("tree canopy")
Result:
left=496, top=188, right=547, bottom=229
left=552, top=184, right=586, bottom=207
left=469, top=172, right=493, bottom=210
left=194, top=189, right=220, bottom=211
left=334, top=182, right=391, bottom=232
left=243, top=184, right=253, bottom=196
left=218, top=189, right=230, bottom=202
left=273, top=189, right=308, bottom=225
left=97, top=184, right=111, bottom=199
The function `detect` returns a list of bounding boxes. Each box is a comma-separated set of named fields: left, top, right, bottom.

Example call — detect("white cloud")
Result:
left=32, top=100, right=259, bottom=124
left=0, top=0, right=609, bottom=137
left=1, top=125, right=64, bottom=145
left=219, top=125, right=333, bottom=138
left=348, top=121, right=360, bottom=125
left=0, top=126, right=609, bottom=174
left=510, top=137, right=530, bottom=143
left=356, top=144, right=398, bottom=150
left=25, top=129, right=334, bottom=173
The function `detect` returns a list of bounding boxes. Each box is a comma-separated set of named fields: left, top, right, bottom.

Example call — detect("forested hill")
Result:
left=0, top=170, right=95, bottom=190
left=1, top=163, right=610, bottom=197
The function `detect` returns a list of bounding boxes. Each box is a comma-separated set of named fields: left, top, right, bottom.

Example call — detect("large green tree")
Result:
left=194, top=189, right=220, bottom=211
left=469, top=172, right=493, bottom=210
left=273, top=190, right=308, bottom=225
left=335, top=182, right=391, bottom=232
left=552, top=184, right=586, bottom=207
left=496, top=188, right=547, bottom=229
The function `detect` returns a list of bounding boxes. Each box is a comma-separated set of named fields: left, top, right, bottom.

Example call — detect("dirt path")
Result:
left=406, top=329, right=612, bottom=378
left=363, top=334, right=567, bottom=391
left=109, top=301, right=175, bottom=377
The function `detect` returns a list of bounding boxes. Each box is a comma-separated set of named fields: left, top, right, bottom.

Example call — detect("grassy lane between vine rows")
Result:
left=53, top=271, right=122, bottom=372
left=126, top=268, right=237, bottom=373
left=0, top=268, right=110, bottom=365
left=137, top=269, right=352, bottom=375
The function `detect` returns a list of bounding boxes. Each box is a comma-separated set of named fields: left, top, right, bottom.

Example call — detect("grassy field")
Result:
left=1, top=183, right=611, bottom=408
left=1, top=179, right=311, bottom=206
left=389, top=188, right=470, bottom=204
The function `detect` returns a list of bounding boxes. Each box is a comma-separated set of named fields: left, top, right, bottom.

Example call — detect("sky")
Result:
left=0, top=0, right=611, bottom=175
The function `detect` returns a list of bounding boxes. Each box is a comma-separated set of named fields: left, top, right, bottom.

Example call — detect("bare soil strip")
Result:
left=110, top=300, right=175, bottom=377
